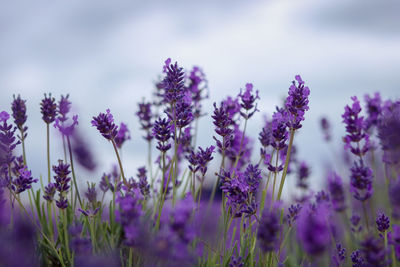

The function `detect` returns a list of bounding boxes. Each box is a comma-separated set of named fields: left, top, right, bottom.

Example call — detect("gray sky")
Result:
left=1, top=0, right=399, bottom=195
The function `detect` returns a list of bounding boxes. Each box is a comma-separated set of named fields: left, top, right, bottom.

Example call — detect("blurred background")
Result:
left=1, top=0, right=399, bottom=196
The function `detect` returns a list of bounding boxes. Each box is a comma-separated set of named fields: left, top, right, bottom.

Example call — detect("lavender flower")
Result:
left=285, top=75, right=310, bottom=130
left=161, top=58, right=185, bottom=104
left=389, top=224, right=400, bottom=261
left=114, top=122, right=130, bottom=148
left=270, top=108, right=289, bottom=150
left=85, top=183, right=97, bottom=204
left=188, top=145, right=215, bottom=177
left=376, top=212, right=390, bottom=233
left=258, top=209, right=281, bottom=252
left=351, top=250, right=365, bottom=267
left=11, top=95, right=28, bottom=133
left=287, top=203, right=302, bottom=227
left=212, top=102, right=234, bottom=152
left=136, top=100, right=153, bottom=141
left=359, top=236, right=387, bottom=267
left=137, top=167, right=150, bottom=197
left=54, top=115, right=78, bottom=136
left=52, top=160, right=71, bottom=209
left=40, top=93, right=57, bottom=124
left=226, top=125, right=253, bottom=169
left=58, top=94, right=71, bottom=122
left=350, top=161, right=373, bottom=201
left=320, top=117, right=331, bottom=141
left=377, top=101, right=400, bottom=165
left=350, top=213, right=363, bottom=233
left=297, top=161, right=310, bottom=189
left=243, top=164, right=262, bottom=193
left=342, top=96, right=369, bottom=157
left=0, top=111, right=20, bottom=167
left=187, top=66, right=208, bottom=119
left=332, top=243, right=346, bottom=267
left=364, top=92, right=382, bottom=131
left=43, top=183, right=56, bottom=202
left=71, top=133, right=97, bottom=171
left=297, top=203, right=331, bottom=256
left=12, top=167, right=37, bottom=194
left=238, top=83, right=259, bottom=119
left=328, top=172, right=346, bottom=212
left=229, top=255, right=244, bottom=267
left=91, top=109, right=118, bottom=141
left=152, top=117, right=171, bottom=152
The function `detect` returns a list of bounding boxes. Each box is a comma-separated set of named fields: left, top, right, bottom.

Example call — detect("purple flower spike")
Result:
left=54, top=115, right=78, bottom=136
left=297, top=161, right=310, bottom=189
left=136, top=100, right=153, bottom=141
left=376, top=212, right=390, bottom=233
left=258, top=209, right=281, bottom=252
left=161, top=58, right=185, bottom=104
left=285, top=75, right=310, bottom=130
left=377, top=101, right=400, bottom=165
left=53, top=160, right=71, bottom=209
left=320, top=117, right=331, bottom=141
left=58, top=94, right=71, bottom=123
left=297, top=204, right=331, bottom=256
left=136, top=167, right=150, bottom=197
left=364, top=92, right=382, bottom=131
left=212, top=102, right=234, bottom=152
left=342, top=96, right=369, bottom=158
left=11, top=95, right=28, bottom=132
left=332, top=243, right=346, bottom=267
left=350, top=161, right=373, bottom=201
left=11, top=167, right=37, bottom=194
left=152, top=117, right=171, bottom=152
left=351, top=250, right=364, bottom=267
left=328, top=172, right=346, bottom=212
left=43, top=183, right=56, bottom=202
left=40, top=93, right=57, bottom=124
left=238, top=83, right=259, bottom=119
left=359, top=236, right=387, bottom=266
left=91, top=109, right=118, bottom=141
left=85, top=183, right=97, bottom=204
left=115, top=122, right=131, bottom=148
left=287, top=203, right=302, bottom=227
left=0, top=111, right=20, bottom=167
left=270, top=108, right=289, bottom=150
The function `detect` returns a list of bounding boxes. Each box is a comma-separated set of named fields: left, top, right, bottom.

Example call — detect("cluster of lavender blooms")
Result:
left=1, top=58, right=400, bottom=267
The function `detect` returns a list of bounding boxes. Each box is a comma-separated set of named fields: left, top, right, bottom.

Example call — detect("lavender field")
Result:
left=1, top=57, right=400, bottom=266
left=1, top=1, right=400, bottom=267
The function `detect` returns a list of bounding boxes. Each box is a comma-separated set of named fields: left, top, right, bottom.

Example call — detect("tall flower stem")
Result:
left=272, top=149, right=280, bottom=202
left=259, top=149, right=275, bottom=215
left=155, top=151, right=166, bottom=230
left=67, top=135, right=82, bottom=209
left=46, top=123, right=51, bottom=183
left=362, top=201, right=370, bottom=232
left=111, top=138, right=127, bottom=186
left=209, top=136, right=226, bottom=205
left=19, top=128, right=27, bottom=165
left=277, top=129, right=295, bottom=201
left=62, top=209, right=71, bottom=262
left=233, top=117, right=248, bottom=169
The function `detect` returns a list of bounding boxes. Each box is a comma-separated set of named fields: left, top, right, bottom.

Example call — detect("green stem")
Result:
left=20, top=127, right=27, bottom=165
left=277, top=129, right=295, bottom=201
left=362, top=201, right=370, bottom=232
left=63, top=209, right=71, bottom=262
left=67, top=136, right=82, bottom=208
left=272, top=149, right=280, bottom=202
left=47, top=123, right=51, bottom=184
left=111, top=139, right=127, bottom=186
left=233, top=117, right=248, bottom=169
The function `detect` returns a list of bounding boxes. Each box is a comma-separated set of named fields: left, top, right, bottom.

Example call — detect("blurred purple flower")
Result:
left=320, top=117, right=331, bottom=141
left=114, top=122, right=130, bottom=148
left=297, top=203, right=331, bottom=256
left=376, top=212, right=390, bottom=233
left=136, top=100, right=153, bottom=141
left=58, top=94, right=71, bottom=123
left=377, top=101, right=400, bottom=165
left=297, top=161, right=310, bottom=190
left=364, top=92, right=382, bottom=131
left=258, top=209, right=281, bottom=252
left=359, top=236, right=387, bottom=267
left=350, top=161, right=373, bottom=201
left=328, top=172, right=346, bottom=212
left=54, top=115, right=78, bottom=136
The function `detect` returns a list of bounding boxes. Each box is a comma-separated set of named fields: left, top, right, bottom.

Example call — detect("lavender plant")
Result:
left=1, top=60, right=400, bottom=267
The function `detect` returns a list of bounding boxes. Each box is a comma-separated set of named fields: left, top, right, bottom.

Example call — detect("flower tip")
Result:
left=245, top=83, right=253, bottom=90
left=0, top=111, right=10, bottom=122
left=295, top=75, right=303, bottom=83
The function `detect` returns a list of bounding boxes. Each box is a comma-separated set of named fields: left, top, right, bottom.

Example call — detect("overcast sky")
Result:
left=1, top=0, right=399, bottom=196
